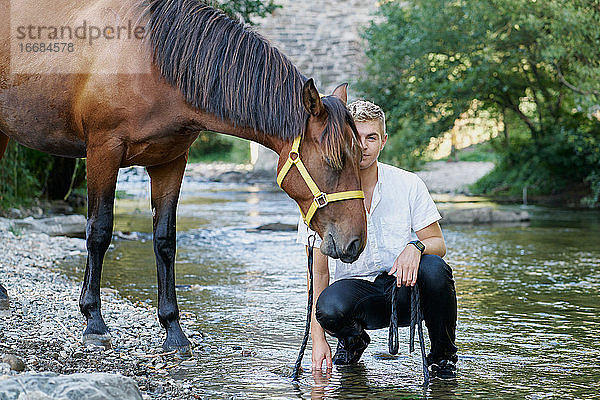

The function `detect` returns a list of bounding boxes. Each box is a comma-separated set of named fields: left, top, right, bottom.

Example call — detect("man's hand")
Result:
left=312, top=337, right=332, bottom=371
left=388, top=244, right=421, bottom=286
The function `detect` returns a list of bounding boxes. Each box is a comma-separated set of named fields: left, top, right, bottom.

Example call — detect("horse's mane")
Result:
left=141, top=0, right=356, bottom=166
left=141, top=0, right=307, bottom=140
left=320, top=96, right=360, bottom=170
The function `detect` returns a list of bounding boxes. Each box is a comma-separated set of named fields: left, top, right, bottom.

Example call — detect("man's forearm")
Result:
left=307, top=247, right=330, bottom=342
left=420, top=236, right=446, bottom=257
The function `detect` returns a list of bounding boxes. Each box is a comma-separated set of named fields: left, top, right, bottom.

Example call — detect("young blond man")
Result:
left=297, top=100, right=458, bottom=379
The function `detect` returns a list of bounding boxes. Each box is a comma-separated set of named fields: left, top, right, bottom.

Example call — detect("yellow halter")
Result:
left=277, top=134, right=365, bottom=228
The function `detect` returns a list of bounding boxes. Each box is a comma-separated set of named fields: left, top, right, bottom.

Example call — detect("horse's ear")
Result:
left=302, top=78, right=324, bottom=116
left=332, top=83, right=348, bottom=105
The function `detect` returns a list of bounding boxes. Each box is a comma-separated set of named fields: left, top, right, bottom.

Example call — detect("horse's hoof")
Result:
left=83, top=333, right=112, bottom=350
left=163, top=341, right=193, bottom=358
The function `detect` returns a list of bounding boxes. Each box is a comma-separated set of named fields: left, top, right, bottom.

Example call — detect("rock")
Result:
left=30, top=207, right=44, bottom=218
left=10, top=215, right=86, bottom=238
left=0, top=362, right=11, bottom=375
left=49, top=201, right=74, bottom=215
left=1, top=354, right=26, bottom=372
left=255, top=223, right=297, bottom=231
left=100, top=288, right=119, bottom=296
left=6, top=208, right=23, bottom=219
left=114, top=231, right=140, bottom=240
left=214, top=171, right=245, bottom=183
left=0, top=372, right=143, bottom=400
left=440, top=206, right=530, bottom=224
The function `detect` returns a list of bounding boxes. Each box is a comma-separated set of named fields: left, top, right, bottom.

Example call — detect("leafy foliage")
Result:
left=188, top=132, right=250, bottom=163
left=212, top=0, right=280, bottom=24
left=0, top=143, right=47, bottom=209
left=358, top=0, right=600, bottom=205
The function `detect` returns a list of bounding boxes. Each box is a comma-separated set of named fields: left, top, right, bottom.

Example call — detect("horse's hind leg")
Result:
left=79, top=144, right=123, bottom=348
left=147, top=153, right=191, bottom=354
left=0, top=131, right=8, bottom=159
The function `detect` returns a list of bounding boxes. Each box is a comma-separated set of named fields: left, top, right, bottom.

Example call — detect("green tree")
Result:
left=359, top=0, right=600, bottom=205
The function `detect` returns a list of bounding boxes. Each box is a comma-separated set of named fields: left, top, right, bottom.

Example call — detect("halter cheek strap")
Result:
left=277, top=135, right=365, bottom=228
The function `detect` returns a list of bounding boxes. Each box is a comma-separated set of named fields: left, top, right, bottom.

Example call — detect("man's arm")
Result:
left=306, top=246, right=332, bottom=370
left=416, top=220, right=446, bottom=257
left=388, top=221, right=446, bottom=287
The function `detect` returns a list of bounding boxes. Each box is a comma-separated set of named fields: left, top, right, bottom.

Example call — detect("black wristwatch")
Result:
left=408, top=240, right=425, bottom=253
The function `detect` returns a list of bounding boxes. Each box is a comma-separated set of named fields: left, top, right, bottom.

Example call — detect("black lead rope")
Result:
left=292, top=234, right=316, bottom=381
left=389, top=284, right=430, bottom=385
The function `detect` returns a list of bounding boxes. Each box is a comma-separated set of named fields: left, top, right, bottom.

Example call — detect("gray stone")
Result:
left=214, top=171, right=245, bottom=183
left=440, top=207, right=530, bottom=224
left=256, top=223, right=297, bottom=231
left=30, top=207, right=44, bottom=218
left=7, top=208, right=23, bottom=219
left=1, top=354, right=26, bottom=372
left=10, top=215, right=86, bottom=238
left=0, top=372, right=143, bottom=400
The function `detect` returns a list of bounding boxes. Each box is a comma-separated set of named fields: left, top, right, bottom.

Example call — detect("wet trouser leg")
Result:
left=315, top=255, right=458, bottom=361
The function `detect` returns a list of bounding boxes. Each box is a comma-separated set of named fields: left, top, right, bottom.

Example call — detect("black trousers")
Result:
left=315, top=255, right=458, bottom=362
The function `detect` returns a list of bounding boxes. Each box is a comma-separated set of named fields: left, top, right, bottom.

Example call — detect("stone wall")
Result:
left=251, top=0, right=379, bottom=170
left=255, top=0, right=379, bottom=95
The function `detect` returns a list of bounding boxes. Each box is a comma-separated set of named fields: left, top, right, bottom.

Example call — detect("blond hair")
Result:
left=348, top=100, right=386, bottom=135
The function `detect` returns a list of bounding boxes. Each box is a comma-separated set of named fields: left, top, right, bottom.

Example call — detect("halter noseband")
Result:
left=276, top=134, right=365, bottom=228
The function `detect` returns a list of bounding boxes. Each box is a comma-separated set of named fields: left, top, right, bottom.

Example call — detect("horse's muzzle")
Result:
left=321, top=233, right=364, bottom=263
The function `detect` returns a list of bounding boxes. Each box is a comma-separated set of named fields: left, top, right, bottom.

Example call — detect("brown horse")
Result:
left=0, top=0, right=366, bottom=352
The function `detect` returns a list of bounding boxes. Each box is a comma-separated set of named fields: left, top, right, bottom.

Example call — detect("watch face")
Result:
left=412, top=240, right=425, bottom=252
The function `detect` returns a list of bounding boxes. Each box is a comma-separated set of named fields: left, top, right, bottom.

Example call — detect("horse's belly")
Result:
left=123, top=132, right=200, bottom=167
left=0, top=77, right=86, bottom=158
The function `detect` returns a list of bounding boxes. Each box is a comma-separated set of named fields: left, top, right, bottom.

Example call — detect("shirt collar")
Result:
left=369, top=162, right=384, bottom=213
left=376, top=162, right=384, bottom=186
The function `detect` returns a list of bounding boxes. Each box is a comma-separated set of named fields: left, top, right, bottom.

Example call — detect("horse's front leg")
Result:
left=79, top=144, right=122, bottom=348
left=147, top=154, right=191, bottom=354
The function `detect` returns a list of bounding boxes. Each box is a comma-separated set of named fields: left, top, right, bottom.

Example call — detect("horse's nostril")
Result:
left=345, top=237, right=361, bottom=260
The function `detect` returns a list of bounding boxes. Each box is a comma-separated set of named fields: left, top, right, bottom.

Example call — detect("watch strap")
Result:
left=408, top=240, right=425, bottom=253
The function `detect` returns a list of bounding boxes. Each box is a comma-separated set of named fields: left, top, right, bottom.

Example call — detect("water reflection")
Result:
left=59, top=182, right=600, bottom=399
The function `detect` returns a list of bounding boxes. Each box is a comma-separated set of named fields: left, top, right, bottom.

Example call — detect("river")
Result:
left=60, top=175, right=600, bottom=399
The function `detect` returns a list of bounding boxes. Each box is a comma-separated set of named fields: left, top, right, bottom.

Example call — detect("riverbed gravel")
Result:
left=0, top=230, right=204, bottom=399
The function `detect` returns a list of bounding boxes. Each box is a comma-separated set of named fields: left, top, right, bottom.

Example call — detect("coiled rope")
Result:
left=292, top=234, right=316, bottom=381
left=389, top=284, right=430, bottom=385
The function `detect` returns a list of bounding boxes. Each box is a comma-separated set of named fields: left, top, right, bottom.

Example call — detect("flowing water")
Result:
left=61, top=175, right=600, bottom=399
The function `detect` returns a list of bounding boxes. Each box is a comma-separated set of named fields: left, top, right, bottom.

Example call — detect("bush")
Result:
left=188, top=132, right=250, bottom=163
left=472, top=121, right=600, bottom=206
left=0, top=143, right=48, bottom=209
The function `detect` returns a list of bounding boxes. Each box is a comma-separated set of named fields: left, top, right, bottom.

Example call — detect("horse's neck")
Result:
left=192, top=109, right=287, bottom=154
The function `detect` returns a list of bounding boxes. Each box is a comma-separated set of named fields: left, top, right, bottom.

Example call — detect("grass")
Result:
left=9, top=225, right=23, bottom=236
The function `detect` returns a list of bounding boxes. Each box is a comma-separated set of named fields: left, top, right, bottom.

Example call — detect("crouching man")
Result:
left=297, top=100, right=458, bottom=379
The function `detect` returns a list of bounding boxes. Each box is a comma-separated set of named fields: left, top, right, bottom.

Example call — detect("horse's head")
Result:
left=277, top=79, right=367, bottom=263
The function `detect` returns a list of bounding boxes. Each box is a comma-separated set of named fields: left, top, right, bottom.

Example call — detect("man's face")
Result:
left=355, top=120, right=387, bottom=170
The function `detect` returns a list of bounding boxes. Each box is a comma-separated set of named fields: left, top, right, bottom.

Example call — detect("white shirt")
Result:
left=296, top=162, right=441, bottom=283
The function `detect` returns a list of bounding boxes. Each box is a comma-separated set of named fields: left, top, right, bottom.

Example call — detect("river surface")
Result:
left=61, top=174, right=600, bottom=399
